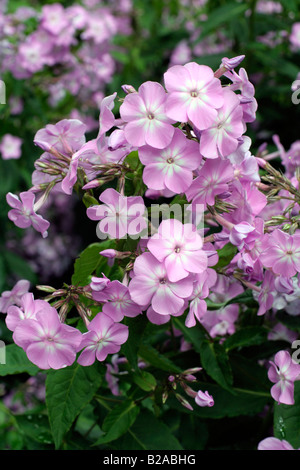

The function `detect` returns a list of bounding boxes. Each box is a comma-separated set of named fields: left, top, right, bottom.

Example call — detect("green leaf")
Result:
left=276, top=311, right=300, bottom=332
left=206, top=289, right=257, bottom=310
left=94, top=400, right=139, bottom=446
left=196, top=2, right=248, bottom=39
left=199, top=340, right=234, bottom=393
left=46, top=361, right=104, bottom=449
left=0, top=344, right=39, bottom=376
left=214, top=243, right=238, bottom=270
left=114, top=409, right=183, bottom=450
left=121, top=315, right=148, bottom=370
left=172, top=317, right=206, bottom=354
left=171, top=318, right=233, bottom=392
left=71, top=241, right=116, bottom=286
left=138, top=344, right=181, bottom=374
left=223, top=326, right=268, bottom=352
left=274, top=381, right=300, bottom=449
left=131, top=370, right=157, bottom=392
left=3, top=251, right=37, bottom=285
left=15, top=412, right=53, bottom=448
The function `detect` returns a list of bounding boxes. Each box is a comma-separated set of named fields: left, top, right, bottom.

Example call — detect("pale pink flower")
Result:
left=128, top=252, right=194, bottom=315
left=34, top=119, right=86, bottom=155
left=195, top=390, right=214, bottom=407
left=6, top=293, right=48, bottom=332
left=7, top=191, right=50, bottom=238
left=139, top=127, right=201, bottom=193
left=40, top=4, right=69, bottom=36
left=101, top=280, right=142, bottom=322
left=258, top=437, right=296, bottom=450
left=86, top=188, right=147, bottom=239
left=120, top=81, right=176, bottom=149
left=260, top=229, right=300, bottom=277
left=186, top=158, right=234, bottom=208
left=146, top=302, right=187, bottom=326
left=0, top=134, right=22, bottom=160
left=185, top=269, right=217, bottom=328
left=290, top=23, right=300, bottom=50
left=257, top=270, right=276, bottom=316
left=147, top=219, right=207, bottom=282
left=164, top=62, right=224, bottom=130
left=268, top=350, right=300, bottom=405
left=77, top=313, right=129, bottom=366
left=13, top=307, right=82, bottom=370
left=0, top=280, right=30, bottom=314
left=199, top=88, right=245, bottom=159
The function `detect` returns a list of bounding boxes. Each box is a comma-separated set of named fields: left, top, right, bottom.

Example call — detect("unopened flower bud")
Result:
left=100, top=249, right=117, bottom=259
left=195, top=390, right=214, bottom=408
left=36, top=285, right=56, bottom=293
left=221, top=55, right=245, bottom=70
left=121, top=84, right=137, bottom=94
left=162, top=390, right=168, bottom=404
left=175, top=393, right=193, bottom=411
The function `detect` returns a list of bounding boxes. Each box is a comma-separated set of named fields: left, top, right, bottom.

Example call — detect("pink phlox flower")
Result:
left=260, top=229, right=300, bottom=277
left=146, top=302, right=187, bottom=325
left=34, top=119, right=87, bottom=155
left=98, top=92, right=117, bottom=139
left=81, top=12, right=117, bottom=44
left=233, top=251, right=264, bottom=282
left=256, top=270, right=277, bottom=316
left=258, top=437, right=297, bottom=450
left=6, top=293, right=49, bottom=332
left=164, top=61, right=224, bottom=131
left=105, top=354, right=127, bottom=396
left=139, top=127, right=202, bottom=193
left=101, top=280, right=142, bottom=322
left=90, top=275, right=111, bottom=302
left=185, top=268, right=217, bottom=328
left=290, top=22, right=300, bottom=50
left=17, top=36, right=50, bottom=74
left=13, top=306, right=83, bottom=370
left=201, top=274, right=244, bottom=337
left=62, top=134, right=127, bottom=195
left=195, top=390, right=214, bottom=407
left=228, top=136, right=260, bottom=183
left=7, top=191, right=50, bottom=238
left=199, top=88, right=245, bottom=159
left=77, top=312, right=129, bottom=366
left=147, top=219, right=207, bottom=282
left=202, top=304, right=239, bottom=338
left=0, top=280, right=30, bottom=314
left=186, top=158, right=234, bottom=209
left=128, top=252, right=194, bottom=315
left=120, top=81, right=176, bottom=149
left=86, top=188, right=147, bottom=239
left=221, top=55, right=245, bottom=71
left=229, top=221, right=256, bottom=250
left=225, top=67, right=257, bottom=122
left=145, top=188, right=176, bottom=199
left=0, top=134, right=22, bottom=160
left=268, top=323, right=298, bottom=344
left=268, top=350, right=300, bottom=405
left=40, top=3, right=69, bottom=36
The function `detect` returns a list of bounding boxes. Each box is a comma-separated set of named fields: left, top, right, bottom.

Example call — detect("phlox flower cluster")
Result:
left=4, top=54, right=300, bottom=418
left=0, top=1, right=133, bottom=129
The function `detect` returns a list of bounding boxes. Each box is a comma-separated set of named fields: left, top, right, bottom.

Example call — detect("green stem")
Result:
left=233, top=387, right=271, bottom=398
